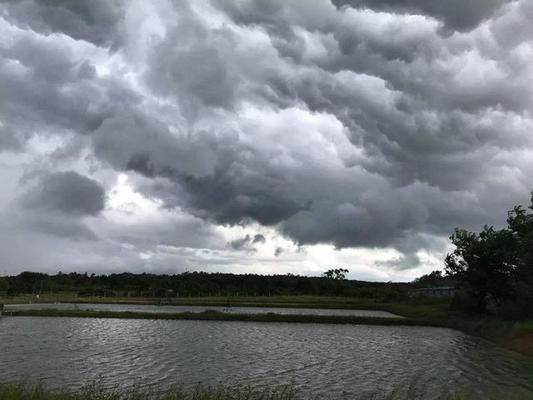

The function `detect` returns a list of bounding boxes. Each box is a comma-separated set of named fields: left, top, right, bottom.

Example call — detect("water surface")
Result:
left=1, top=317, right=533, bottom=399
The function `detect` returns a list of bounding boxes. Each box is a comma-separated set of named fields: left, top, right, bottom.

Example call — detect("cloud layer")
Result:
left=1, top=0, right=532, bottom=279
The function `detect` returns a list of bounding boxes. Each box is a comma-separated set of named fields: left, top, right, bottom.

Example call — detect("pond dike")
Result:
left=4, top=308, right=441, bottom=327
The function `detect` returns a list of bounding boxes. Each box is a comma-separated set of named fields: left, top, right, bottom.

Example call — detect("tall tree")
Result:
left=446, top=194, right=533, bottom=317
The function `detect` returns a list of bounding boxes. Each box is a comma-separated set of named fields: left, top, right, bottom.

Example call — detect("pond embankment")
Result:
left=4, top=308, right=434, bottom=327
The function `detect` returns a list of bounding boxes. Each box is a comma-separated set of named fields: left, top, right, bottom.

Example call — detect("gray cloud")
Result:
left=1, top=0, right=126, bottom=47
left=227, top=233, right=261, bottom=251
left=332, top=0, right=511, bottom=31
left=1, top=0, right=533, bottom=275
left=252, top=234, right=266, bottom=244
left=21, top=171, right=105, bottom=216
left=0, top=125, right=24, bottom=151
left=229, top=235, right=254, bottom=251
left=228, top=233, right=265, bottom=251
left=94, top=0, right=533, bottom=258
left=19, top=214, right=99, bottom=241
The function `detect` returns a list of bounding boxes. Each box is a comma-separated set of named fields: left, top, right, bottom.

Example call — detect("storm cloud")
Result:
left=332, top=0, right=511, bottom=31
left=1, top=0, right=126, bottom=47
left=21, top=171, right=105, bottom=216
left=1, top=0, right=532, bottom=278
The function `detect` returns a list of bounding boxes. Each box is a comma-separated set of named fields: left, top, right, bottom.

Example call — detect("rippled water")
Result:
left=4, top=303, right=402, bottom=318
left=1, top=317, right=533, bottom=399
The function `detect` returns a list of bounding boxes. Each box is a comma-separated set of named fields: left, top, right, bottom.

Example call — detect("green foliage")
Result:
left=445, top=194, right=533, bottom=318
left=321, top=268, right=349, bottom=280
left=0, top=278, right=8, bottom=294
left=0, top=382, right=528, bottom=400
left=413, top=270, right=454, bottom=287
left=7, top=309, right=421, bottom=327
left=0, top=383, right=295, bottom=400
left=0, top=270, right=407, bottom=300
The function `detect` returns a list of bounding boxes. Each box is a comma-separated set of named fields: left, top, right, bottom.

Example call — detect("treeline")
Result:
left=446, top=195, right=533, bottom=319
left=0, top=271, right=409, bottom=300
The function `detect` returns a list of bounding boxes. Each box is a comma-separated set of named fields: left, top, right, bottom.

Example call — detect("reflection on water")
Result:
left=5, top=303, right=402, bottom=318
left=1, top=317, right=533, bottom=399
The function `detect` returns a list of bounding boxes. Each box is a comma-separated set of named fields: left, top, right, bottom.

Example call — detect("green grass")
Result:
left=515, top=320, right=533, bottom=332
left=0, top=383, right=530, bottom=400
left=1, top=293, right=390, bottom=309
left=4, top=309, right=437, bottom=327
left=0, top=384, right=295, bottom=400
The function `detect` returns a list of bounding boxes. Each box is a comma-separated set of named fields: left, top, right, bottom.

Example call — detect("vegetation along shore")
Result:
left=0, top=384, right=295, bottom=400
left=0, top=383, right=528, bottom=400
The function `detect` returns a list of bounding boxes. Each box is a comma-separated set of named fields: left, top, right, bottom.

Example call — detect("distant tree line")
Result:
left=413, top=270, right=454, bottom=287
left=0, top=270, right=408, bottom=300
left=446, top=195, right=533, bottom=319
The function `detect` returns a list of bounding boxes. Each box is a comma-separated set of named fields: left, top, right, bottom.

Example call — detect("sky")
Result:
left=0, top=0, right=532, bottom=281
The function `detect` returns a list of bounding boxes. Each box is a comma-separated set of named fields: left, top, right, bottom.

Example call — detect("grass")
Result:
left=383, top=300, right=533, bottom=358
left=4, top=309, right=437, bottom=327
left=0, top=383, right=530, bottom=400
left=1, top=293, right=392, bottom=309
left=0, top=384, right=296, bottom=400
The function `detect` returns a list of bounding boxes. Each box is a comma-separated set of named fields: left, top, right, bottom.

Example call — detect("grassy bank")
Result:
left=4, top=309, right=437, bottom=327
left=1, top=293, right=391, bottom=309
left=383, top=300, right=533, bottom=357
left=0, top=384, right=529, bottom=400
left=0, top=384, right=295, bottom=400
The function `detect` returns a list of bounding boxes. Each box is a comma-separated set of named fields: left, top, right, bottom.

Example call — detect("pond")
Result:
left=1, top=317, right=533, bottom=399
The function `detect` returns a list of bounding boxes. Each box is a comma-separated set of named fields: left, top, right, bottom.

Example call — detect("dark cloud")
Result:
left=0, top=24, right=137, bottom=141
left=252, top=234, right=266, bottom=244
left=146, top=37, right=238, bottom=111
left=89, top=0, right=533, bottom=257
left=21, top=171, right=105, bottom=216
left=229, top=234, right=254, bottom=251
left=0, top=125, right=24, bottom=151
left=1, top=0, right=533, bottom=275
left=228, top=233, right=265, bottom=252
left=98, top=211, right=224, bottom=251
left=228, top=233, right=266, bottom=252
left=20, top=214, right=99, bottom=241
left=1, top=0, right=126, bottom=47
left=332, top=0, right=510, bottom=31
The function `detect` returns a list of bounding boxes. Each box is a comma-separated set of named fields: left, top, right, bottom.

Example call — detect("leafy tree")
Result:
left=2, top=268, right=412, bottom=300
left=445, top=194, right=533, bottom=317
left=0, top=278, right=8, bottom=294
left=322, top=268, right=349, bottom=280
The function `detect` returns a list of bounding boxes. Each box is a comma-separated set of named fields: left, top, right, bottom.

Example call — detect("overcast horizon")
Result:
left=1, top=0, right=532, bottom=281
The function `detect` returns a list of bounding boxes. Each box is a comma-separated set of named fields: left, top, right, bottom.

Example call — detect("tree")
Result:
left=414, top=270, right=453, bottom=286
left=322, top=268, right=349, bottom=280
left=445, top=226, right=515, bottom=312
left=0, top=278, right=8, bottom=294
left=445, top=194, right=533, bottom=317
